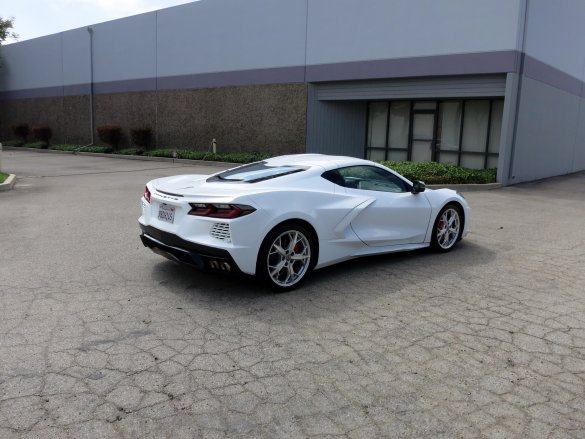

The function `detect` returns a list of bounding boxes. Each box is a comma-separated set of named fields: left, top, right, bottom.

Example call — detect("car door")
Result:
left=338, top=166, right=432, bottom=247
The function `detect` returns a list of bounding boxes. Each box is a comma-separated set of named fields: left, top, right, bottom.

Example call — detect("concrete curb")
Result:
left=0, top=174, right=16, bottom=192
left=3, top=147, right=502, bottom=191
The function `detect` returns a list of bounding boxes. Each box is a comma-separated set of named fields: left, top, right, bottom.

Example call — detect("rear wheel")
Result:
left=431, top=205, right=462, bottom=252
left=257, top=224, right=315, bottom=291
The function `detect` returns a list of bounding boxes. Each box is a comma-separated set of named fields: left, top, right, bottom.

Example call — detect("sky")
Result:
left=1, top=0, right=196, bottom=43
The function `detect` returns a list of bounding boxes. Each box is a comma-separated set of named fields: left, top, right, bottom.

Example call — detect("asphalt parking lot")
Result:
left=1, top=150, right=585, bottom=439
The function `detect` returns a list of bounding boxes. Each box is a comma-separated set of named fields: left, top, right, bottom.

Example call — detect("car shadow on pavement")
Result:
left=148, top=239, right=496, bottom=319
left=150, top=260, right=271, bottom=297
left=312, top=239, right=493, bottom=284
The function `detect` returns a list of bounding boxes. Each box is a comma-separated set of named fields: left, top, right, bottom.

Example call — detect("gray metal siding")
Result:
left=315, top=75, right=507, bottom=101
left=575, top=101, right=585, bottom=172
left=307, top=85, right=367, bottom=157
left=510, top=76, right=584, bottom=183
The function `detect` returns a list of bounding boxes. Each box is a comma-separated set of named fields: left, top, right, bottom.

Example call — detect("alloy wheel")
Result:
left=266, top=230, right=312, bottom=288
left=435, top=207, right=461, bottom=250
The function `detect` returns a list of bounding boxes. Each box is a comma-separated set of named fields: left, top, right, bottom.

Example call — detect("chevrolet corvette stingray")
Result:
left=139, top=154, right=470, bottom=290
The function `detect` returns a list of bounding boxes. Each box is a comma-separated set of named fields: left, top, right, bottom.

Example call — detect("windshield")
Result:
left=208, top=162, right=306, bottom=183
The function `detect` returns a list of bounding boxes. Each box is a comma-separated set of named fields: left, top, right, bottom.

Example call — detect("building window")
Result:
left=366, top=99, right=503, bottom=169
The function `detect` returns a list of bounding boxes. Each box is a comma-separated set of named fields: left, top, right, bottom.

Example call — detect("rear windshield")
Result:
left=207, top=162, right=306, bottom=183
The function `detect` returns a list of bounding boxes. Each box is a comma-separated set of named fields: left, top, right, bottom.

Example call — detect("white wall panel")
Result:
left=156, top=0, right=307, bottom=77
left=0, top=35, right=62, bottom=90
left=306, top=0, right=521, bottom=65
left=62, top=28, right=91, bottom=88
left=524, top=0, right=585, bottom=81
left=91, top=12, right=156, bottom=83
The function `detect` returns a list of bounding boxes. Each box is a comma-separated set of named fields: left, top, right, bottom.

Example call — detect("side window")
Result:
left=337, top=166, right=409, bottom=193
left=321, top=170, right=346, bottom=187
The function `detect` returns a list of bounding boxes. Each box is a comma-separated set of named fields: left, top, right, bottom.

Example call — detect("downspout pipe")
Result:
left=75, top=26, right=94, bottom=152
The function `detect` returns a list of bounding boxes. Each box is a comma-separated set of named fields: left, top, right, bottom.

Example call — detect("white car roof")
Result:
left=264, top=154, right=371, bottom=170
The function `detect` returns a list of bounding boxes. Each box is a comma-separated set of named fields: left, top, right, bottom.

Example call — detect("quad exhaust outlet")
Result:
left=209, top=260, right=231, bottom=272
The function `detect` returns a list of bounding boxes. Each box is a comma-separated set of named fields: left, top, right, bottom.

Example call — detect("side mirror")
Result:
left=411, top=180, right=426, bottom=194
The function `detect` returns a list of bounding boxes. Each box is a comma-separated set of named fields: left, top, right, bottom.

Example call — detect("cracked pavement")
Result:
left=1, top=150, right=585, bottom=438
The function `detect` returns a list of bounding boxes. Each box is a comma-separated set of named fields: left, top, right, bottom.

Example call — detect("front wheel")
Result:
left=431, top=205, right=463, bottom=252
left=257, top=224, right=315, bottom=291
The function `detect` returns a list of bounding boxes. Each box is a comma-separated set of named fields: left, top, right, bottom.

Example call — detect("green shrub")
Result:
left=176, top=151, right=211, bottom=160
left=77, top=146, right=113, bottom=154
left=12, top=124, right=29, bottom=142
left=129, top=127, right=151, bottom=149
left=97, top=125, right=122, bottom=150
left=23, top=141, right=48, bottom=149
left=1, top=139, right=24, bottom=147
left=115, top=148, right=143, bottom=156
left=0, top=172, right=8, bottom=184
left=49, top=144, right=82, bottom=151
left=145, top=149, right=174, bottom=158
left=32, top=126, right=52, bottom=146
left=47, top=144, right=113, bottom=153
left=208, top=151, right=271, bottom=163
left=144, top=149, right=270, bottom=163
left=379, top=160, right=497, bottom=184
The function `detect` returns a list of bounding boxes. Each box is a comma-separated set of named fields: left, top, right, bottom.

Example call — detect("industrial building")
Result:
left=1, top=0, right=584, bottom=184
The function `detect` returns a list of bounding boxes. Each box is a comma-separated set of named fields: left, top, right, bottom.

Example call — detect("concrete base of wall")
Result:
left=0, top=83, right=308, bottom=155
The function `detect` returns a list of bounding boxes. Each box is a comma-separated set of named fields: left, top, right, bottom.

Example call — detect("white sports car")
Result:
left=139, top=154, right=470, bottom=290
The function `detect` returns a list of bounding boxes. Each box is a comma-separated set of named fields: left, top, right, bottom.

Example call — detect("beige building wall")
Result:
left=0, top=83, right=307, bottom=154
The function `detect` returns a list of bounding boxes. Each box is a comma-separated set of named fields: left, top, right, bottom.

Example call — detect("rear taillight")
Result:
left=189, top=203, right=255, bottom=219
left=144, top=186, right=151, bottom=203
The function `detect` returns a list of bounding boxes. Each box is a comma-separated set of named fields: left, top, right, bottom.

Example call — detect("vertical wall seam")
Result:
left=506, top=0, right=529, bottom=182
left=303, top=0, right=309, bottom=83
left=303, top=0, right=310, bottom=150
left=155, top=11, right=159, bottom=148
left=570, top=36, right=585, bottom=171
left=87, top=27, right=95, bottom=145
left=60, top=32, right=65, bottom=142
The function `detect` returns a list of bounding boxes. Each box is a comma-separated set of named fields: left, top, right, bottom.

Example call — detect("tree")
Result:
left=0, top=17, right=18, bottom=45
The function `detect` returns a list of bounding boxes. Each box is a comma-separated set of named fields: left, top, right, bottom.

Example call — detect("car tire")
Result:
left=431, top=204, right=463, bottom=252
left=257, top=223, right=315, bottom=291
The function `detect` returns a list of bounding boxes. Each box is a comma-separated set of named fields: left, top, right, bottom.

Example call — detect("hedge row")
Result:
left=380, top=160, right=497, bottom=184
left=3, top=142, right=497, bottom=184
left=144, top=149, right=271, bottom=164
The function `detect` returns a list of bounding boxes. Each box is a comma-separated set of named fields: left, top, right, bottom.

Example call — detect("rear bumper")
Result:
left=139, top=224, right=242, bottom=274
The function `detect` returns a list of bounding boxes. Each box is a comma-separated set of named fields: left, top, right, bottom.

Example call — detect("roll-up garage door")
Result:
left=314, top=74, right=506, bottom=101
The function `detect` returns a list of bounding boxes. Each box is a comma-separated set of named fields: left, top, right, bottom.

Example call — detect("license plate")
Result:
left=158, top=204, right=175, bottom=224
